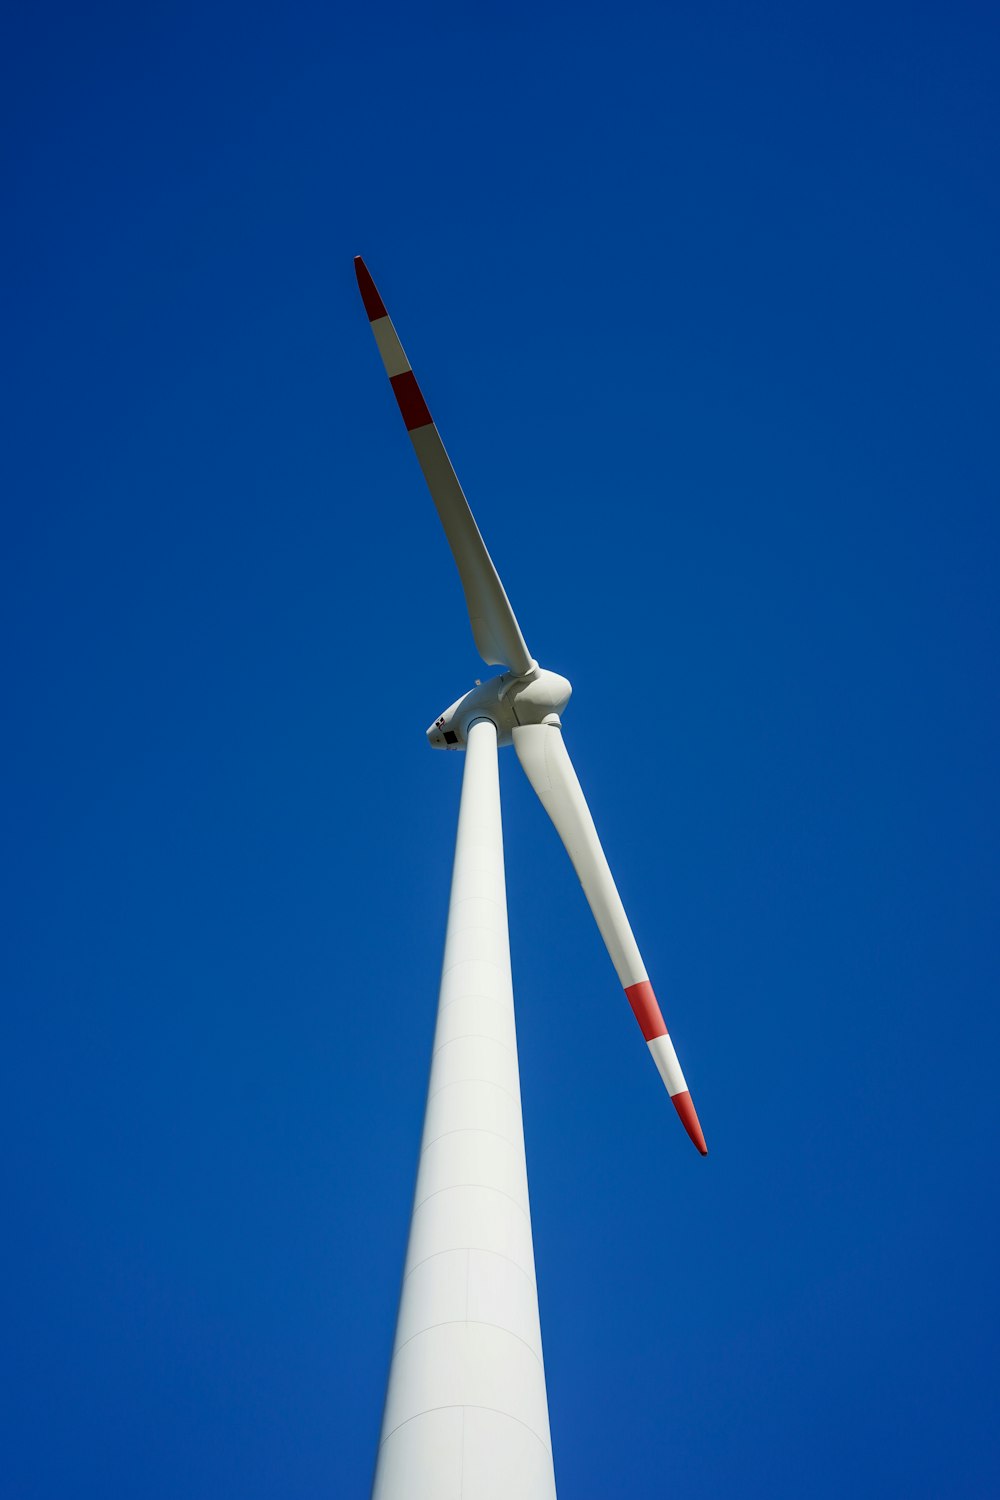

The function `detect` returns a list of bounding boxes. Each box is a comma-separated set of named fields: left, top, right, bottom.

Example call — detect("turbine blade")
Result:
left=354, top=256, right=534, bottom=677
left=512, top=722, right=707, bottom=1155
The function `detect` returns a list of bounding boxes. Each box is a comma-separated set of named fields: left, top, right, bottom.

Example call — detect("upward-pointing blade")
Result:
left=354, top=257, right=534, bottom=677
left=512, top=722, right=708, bottom=1155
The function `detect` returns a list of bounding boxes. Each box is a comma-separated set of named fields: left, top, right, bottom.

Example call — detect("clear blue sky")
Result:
left=2, top=3, right=998, bottom=1496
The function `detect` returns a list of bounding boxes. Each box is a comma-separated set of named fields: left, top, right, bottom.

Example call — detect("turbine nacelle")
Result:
left=427, top=665, right=572, bottom=749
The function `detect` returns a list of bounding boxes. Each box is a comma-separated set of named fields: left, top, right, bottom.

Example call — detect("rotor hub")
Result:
left=427, top=666, right=572, bottom=749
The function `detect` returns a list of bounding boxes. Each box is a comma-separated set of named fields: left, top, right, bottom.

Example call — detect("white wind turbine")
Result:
left=356, top=257, right=707, bottom=1500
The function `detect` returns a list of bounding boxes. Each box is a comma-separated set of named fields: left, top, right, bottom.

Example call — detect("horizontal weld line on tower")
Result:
left=446, top=894, right=505, bottom=912
left=402, top=1244, right=536, bottom=1292
left=427, top=1077, right=519, bottom=1106
left=413, top=1181, right=531, bottom=1224
left=440, top=968, right=513, bottom=986
left=437, top=980, right=513, bottom=1003
left=391, top=1317, right=544, bottom=1370
left=448, top=895, right=507, bottom=910
left=441, top=953, right=509, bottom=966
left=378, top=1403, right=552, bottom=1457
left=432, top=1033, right=516, bottom=1061
left=443, top=921, right=506, bottom=936
left=437, top=992, right=513, bottom=1015
left=439, top=956, right=508, bottom=972
left=420, top=1126, right=520, bottom=1156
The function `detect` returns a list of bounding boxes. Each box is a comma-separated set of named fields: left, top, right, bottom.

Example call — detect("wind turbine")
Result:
left=356, top=256, right=706, bottom=1500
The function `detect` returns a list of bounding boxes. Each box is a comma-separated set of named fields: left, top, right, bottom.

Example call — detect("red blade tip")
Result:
left=672, top=1091, right=708, bottom=1155
left=354, top=256, right=387, bottom=321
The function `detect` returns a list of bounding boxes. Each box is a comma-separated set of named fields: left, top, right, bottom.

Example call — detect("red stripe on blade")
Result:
left=672, top=1091, right=708, bottom=1155
left=625, top=980, right=667, bottom=1041
left=354, top=257, right=387, bottom=321
left=390, top=370, right=433, bottom=431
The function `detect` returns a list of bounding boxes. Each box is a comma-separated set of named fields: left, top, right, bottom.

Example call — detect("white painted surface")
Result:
left=370, top=314, right=411, bottom=377
left=407, top=424, right=534, bottom=676
left=427, top=667, right=572, bottom=750
left=648, top=1031, right=688, bottom=1097
left=372, top=718, right=557, bottom=1500
left=512, top=721, right=647, bottom=988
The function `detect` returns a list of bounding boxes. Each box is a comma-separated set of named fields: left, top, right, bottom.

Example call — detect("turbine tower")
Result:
left=356, top=257, right=706, bottom=1500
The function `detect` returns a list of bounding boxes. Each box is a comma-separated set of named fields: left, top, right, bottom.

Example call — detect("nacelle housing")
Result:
left=427, top=667, right=572, bottom=749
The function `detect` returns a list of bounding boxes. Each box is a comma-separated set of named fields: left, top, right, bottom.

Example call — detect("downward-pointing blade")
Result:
left=354, top=257, right=534, bottom=677
left=512, top=722, right=707, bottom=1155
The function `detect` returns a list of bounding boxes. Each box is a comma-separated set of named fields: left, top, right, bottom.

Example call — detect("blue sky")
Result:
left=2, top=2, right=998, bottom=1496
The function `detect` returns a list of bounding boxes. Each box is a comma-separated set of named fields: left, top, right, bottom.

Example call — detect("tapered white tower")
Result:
left=372, top=719, right=557, bottom=1499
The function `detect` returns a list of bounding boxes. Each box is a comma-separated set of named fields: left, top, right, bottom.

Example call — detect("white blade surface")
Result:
left=512, top=722, right=708, bottom=1154
left=512, top=723, right=645, bottom=987
left=355, top=257, right=534, bottom=676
